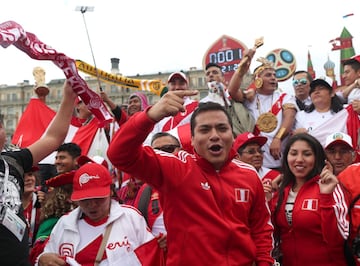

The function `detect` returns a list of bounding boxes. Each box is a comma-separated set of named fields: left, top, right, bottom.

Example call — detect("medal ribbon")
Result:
left=270, top=93, right=286, bottom=115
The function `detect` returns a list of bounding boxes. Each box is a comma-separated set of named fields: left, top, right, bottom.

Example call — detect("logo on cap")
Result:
left=332, top=132, right=344, bottom=140
left=79, top=173, right=100, bottom=187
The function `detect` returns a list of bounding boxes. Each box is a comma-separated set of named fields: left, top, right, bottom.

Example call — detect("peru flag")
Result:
left=309, top=105, right=359, bottom=151
left=12, top=98, right=56, bottom=147
left=302, top=199, right=318, bottom=211
left=11, top=97, right=110, bottom=164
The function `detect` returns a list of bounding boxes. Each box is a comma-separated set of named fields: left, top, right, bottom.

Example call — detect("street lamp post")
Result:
left=75, top=6, right=102, bottom=91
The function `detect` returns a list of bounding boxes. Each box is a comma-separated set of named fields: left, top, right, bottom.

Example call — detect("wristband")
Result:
left=275, top=127, right=286, bottom=140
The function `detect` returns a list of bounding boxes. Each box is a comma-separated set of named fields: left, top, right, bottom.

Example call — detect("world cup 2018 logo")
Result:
left=266, top=48, right=297, bottom=82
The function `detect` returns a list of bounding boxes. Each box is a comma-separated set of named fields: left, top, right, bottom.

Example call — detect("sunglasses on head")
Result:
left=154, top=144, right=180, bottom=153
left=292, top=78, right=308, bottom=86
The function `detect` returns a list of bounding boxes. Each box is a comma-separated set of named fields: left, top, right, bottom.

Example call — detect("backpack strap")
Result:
left=2, top=155, right=24, bottom=177
left=137, top=185, right=152, bottom=226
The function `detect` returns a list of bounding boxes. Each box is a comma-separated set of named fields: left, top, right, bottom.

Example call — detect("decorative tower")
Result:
left=307, top=50, right=316, bottom=79
left=330, top=27, right=356, bottom=85
left=323, top=56, right=337, bottom=89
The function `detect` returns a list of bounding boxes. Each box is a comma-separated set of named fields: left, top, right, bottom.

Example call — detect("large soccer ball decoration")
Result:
left=266, top=48, right=296, bottom=81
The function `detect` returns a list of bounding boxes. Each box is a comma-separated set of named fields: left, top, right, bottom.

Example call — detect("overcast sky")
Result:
left=0, top=0, right=358, bottom=95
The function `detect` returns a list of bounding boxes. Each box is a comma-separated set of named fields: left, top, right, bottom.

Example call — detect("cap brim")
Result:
left=251, top=136, right=268, bottom=147
left=325, top=140, right=353, bottom=150
left=234, top=136, right=267, bottom=151
left=77, top=155, right=95, bottom=166
left=71, top=187, right=110, bottom=201
left=310, top=79, right=332, bottom=93
left=168, top=73, right=187, bottom=83
left=46, top=171, right=75, bottom=188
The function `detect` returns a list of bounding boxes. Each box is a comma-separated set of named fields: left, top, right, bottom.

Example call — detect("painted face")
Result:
left=293, top=73, right=310, bottom=101
left=238, top=143, right=264, bottom=171
left=55, top=151, right=78, bottom=174
left=77, top=196, right=111, bottom=222
left=128, top=96, right=142, bottom=116
left=325, top=143, right=355, bottom=175
left=191, top=110, right=233, bottom=170
left=287, top=140, right=315, bottom=180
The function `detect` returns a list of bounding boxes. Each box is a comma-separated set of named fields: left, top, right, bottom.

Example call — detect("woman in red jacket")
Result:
left=270, top=133, right=349, bottom=266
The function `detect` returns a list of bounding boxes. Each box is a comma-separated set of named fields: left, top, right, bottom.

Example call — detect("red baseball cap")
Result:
left=71, top=163, right=112, bottom=201
left=30, top=166, right=40, bottom=172
left=77, top=155, right=109, bottom=170
left=46, top=171, right=75, bottom=188
left=234, top=132, right=267, bottom=151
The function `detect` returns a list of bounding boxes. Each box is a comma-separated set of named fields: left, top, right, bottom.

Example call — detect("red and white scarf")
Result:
left=0, top=20, right=112, bottom=126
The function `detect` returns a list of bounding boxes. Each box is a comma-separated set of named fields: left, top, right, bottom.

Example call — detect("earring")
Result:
left=254, top=78, right=263, bottom=89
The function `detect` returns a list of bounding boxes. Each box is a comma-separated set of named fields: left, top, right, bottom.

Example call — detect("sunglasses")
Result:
left=154, top=144, right=180, bottom=153
left=292, top=78, right=308, bottom=86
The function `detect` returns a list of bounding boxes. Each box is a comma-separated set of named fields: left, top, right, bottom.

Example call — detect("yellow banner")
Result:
left=75, top=60, right=166, bottom=96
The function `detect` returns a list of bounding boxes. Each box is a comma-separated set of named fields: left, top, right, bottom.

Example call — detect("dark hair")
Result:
left=205, top=63, right=222, bottom=71
left=56, top=142, right=82, bottom=159
left=343, top=58, right=360, bottom=72
left=293, top=70, right=313, bottom=83
left=306, top=94, right=343, bottom=113
left=151, top=132, right=181, bottom=147
left=190, top=102, right=232, bottom=136
left=275, top=133, right=326, bottom=212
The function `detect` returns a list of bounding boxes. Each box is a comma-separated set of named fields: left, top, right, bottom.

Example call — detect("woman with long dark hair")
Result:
left=270, top=133, right=349, bottom=265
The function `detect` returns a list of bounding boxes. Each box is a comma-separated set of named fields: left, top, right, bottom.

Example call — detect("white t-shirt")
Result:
left=295, top=109, right=334, bottom=133
left=245, top=91, right=296, bottom=169
left=347, top=87, right=360, bottom=104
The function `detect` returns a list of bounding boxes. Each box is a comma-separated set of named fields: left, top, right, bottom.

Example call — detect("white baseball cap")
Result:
left=167, top=72, right=188, bottom=84
left=324, top=132, right=353, bottom=149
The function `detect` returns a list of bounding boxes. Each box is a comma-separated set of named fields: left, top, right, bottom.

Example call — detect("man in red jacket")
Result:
left=108, top=90, right=274, bottom=266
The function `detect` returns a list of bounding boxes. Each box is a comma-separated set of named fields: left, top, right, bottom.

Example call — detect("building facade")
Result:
left=0, top=60, right=252, bottom=142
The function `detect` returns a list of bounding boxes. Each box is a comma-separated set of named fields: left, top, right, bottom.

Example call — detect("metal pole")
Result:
left=75, top=6, right=102, bottom=91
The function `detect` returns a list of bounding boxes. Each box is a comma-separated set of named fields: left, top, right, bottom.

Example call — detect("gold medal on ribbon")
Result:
left=256, top=112, right=278, bottom=133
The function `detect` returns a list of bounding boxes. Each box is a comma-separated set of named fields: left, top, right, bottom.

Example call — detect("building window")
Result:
left=12, top=93, right=17, bottom=101
left=200, top=91, right=208, bottom=99
left=110, top=85, right=118, bottom=93
left=6, top=119, right=13, bottom=128
left=198, top=77, right=204, bottom=87
left=7, top=106, right=14, bottom=115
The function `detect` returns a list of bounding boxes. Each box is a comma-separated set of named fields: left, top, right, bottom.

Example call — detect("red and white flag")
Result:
left=11, top=98, right=110, bottom=164
left=12, top=98, right=55, bottom=147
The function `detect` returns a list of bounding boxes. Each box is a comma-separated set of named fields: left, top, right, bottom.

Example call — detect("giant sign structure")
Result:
left=202, top=35, right=248, bottom=85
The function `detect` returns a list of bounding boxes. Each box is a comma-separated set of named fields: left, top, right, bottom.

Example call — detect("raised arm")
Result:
left=28, top=81, right=77, bottom=164
left=147, top=90, right=198, bottom=122
left=227, top=49, right=256, bottom=102
left=341, top=78, right=360, bottom=100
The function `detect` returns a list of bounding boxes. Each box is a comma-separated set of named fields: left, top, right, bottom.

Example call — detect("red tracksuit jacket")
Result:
left=108, top=111, right=274, bottom=266
left=270, top=176, right=349, bottom=266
